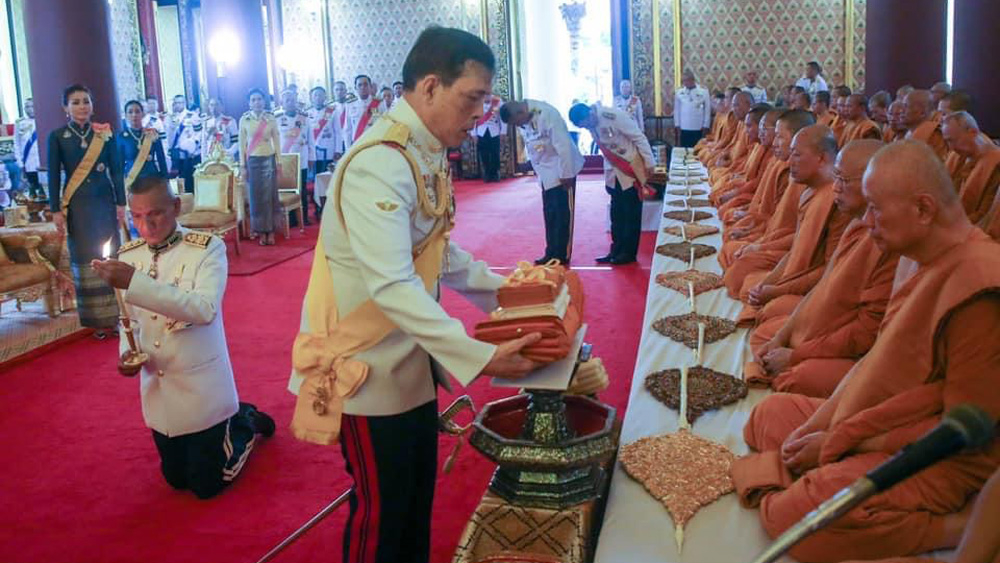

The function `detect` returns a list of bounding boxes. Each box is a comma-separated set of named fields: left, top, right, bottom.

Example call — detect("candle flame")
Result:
left=101, top=239, right=112, bottom=259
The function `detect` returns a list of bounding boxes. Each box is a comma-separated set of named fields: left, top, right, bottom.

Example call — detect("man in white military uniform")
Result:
left=570, top=102, right=655, bottom=264
left=92, top=175, right=274, bottom=499
left=343, top=74, right=382, bottom=148
left=674, top=69, right=712, bottom=148
left=307, top=86, right=339, bottom=175
left=165, top=94, right=202, bottom=192
left=14, top=98, right=42, bottom=200
left=472, top=94, right=505, bottom=182
left=500, top=98, right=585, bottom=265
left=200, top=97, right=238, bottom=162
left=289, top=28, right=539, bottom=563
left=742, top=70, right=768, bottom=104
left=278, top=89, right=315, bottom=225
left=331, top=80, right=351, bottom=155
left=614, top=79, right=644, bottom=128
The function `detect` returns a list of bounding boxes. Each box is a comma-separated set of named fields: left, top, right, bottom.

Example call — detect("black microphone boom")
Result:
left=749, top=403, right=995, bottom=563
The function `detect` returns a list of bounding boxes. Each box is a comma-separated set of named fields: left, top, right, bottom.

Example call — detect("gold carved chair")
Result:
left=0, top=233, right=59, bottom=317
left=178, top=148, right=243, bottom=255
left=277, top=153, right=305, bottom=239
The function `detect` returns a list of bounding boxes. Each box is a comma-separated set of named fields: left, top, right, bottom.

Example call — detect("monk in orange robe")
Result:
left=734, top=125, right=853, bottom=324
left=744, top=140, right=899, bottom=398
left=904, top=89, right=949, bottom=160
left=941, top=111, right=1000, bottom=223
left=868, top=90, right=891, bottom=130
left=937, top=89, right=973, bottom=115
left=708, top=92, right=754, bottom=183
left=828, top=86, right=852, bottom=145
left=712, top=104, right=774, bottom=208
left=693, top=91, right=728, bottom=152
left=979, top=188, right=1000, bottom=241
left=718, top=110, right=812, bottom=269
left=840, top=94, right=883, bottom=145
left=732, top=140, right=1000, bottom=563
left=810, top=91, right=836, bottom=128
left=929, top=81, right=952, bottom=121
left=695, top=89, right=739, bottom=160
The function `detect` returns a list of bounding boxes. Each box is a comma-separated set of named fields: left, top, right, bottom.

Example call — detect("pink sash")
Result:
left=354, top=99, right=381, bottom=140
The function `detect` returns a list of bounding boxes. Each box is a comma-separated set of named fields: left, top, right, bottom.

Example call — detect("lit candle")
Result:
left=697, top=322, right=706, bottom=365
left=679, top=365, right=690, bottom=430
left=689, top=247, right=696, bottom=270
left=104, top=238, right=139, bottom=354
left=688, top=281, right=696, bottom=313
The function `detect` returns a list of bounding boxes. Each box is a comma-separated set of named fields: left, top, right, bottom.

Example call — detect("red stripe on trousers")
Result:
left=345, top=416, right=381, bottom=563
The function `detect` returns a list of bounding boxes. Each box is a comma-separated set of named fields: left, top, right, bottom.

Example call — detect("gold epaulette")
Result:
left=117, top=238, right=147, bottom=255
left=183, top=232, right=212, bottom=249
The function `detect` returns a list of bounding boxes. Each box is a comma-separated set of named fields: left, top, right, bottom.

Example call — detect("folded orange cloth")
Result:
left=497, top=260, right=566, bottom=308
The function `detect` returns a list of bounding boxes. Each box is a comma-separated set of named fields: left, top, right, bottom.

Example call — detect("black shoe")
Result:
left=534, top=256, right=553, bottom=265
left=595, top=254, right=615, bottom=264
left=609, top=256, right=637, bottom=265
left=241, top=402, right=275, bottom=437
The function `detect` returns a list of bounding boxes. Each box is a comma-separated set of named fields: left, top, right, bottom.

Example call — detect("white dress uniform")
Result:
left=166, top=109, right=203, bottom=159
left=332, top=101, right=348, bottom=155
left=473, top=99, right=507, bottom=138
left=613, top=94, right=644, bottom=128
left=307, top=103, right=339, bottom=163
left=673, top=85, right=713, bottom=132
left=277, top=111, right=313, bottom=171
left=517, top=100, right=585, bottom=190
left=343, top=96, right=382, bottom=148
left=795, top=75, right=829, bottom=97
left=200, top=114, right=239, bottom=161
left=742, top=85, right=768, bottom=104
left=14, top=117, right=39, bottom=173
left=288, top=98, right=503, bottom=416
left=117, top=228, right=239, bottom=437
left=592, top=106, right=655, bottom=190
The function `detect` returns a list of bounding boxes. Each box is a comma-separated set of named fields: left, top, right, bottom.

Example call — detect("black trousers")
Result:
left=151, top=403, right=257, bottom=500
left=313, top=160, right=332, bottom=217
left=476, top=132, right=500, bottom=181
left=340, top=400, right=438, bottom=563
left=25, top=171, right=43, bottom=199
left=679, top=129, right=704, bottom=148
left=542, top=184, right=572, bottom=262
left=606, top=179, right=642, bottom=260
left=171, top=152, right=201, bottom=193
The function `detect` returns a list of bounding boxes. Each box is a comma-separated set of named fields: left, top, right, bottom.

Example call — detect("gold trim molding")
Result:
left=652, top=0, right=662, bottom=114
left=673, top=0, right=682, bottom=88
left=845, top=0, right=855, bottom=90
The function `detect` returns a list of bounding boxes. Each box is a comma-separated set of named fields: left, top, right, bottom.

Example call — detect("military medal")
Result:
left=96, top=163, right=105, bottom=172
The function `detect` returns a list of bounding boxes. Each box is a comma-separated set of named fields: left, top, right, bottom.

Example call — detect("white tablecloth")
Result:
left=594, top=148, right=796, bottom=563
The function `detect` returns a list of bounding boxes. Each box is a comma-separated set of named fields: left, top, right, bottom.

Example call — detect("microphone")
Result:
left=749, top=404, right=995, bottom=563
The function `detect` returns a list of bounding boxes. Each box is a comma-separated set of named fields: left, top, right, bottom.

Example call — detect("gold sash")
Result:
left=61, top=124, right=110, bottom=212
left=124, top=129, right=157, bottom=189
left=290, top=121, right=449, bottom=445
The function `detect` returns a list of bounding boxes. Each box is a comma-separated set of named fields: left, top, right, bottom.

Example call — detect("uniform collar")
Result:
left=149, top=227, right=184, bottom=254
left=388, top=97, right=445, bottom=154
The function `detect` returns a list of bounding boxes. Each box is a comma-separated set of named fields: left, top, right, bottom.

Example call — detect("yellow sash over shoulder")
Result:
left=290, top=121, right=451, bottom=445
left=124, top=128, right=158, bottom=189
left=61, top=122, right=112, bottom=212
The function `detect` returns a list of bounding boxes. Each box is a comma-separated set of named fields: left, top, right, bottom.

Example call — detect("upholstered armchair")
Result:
left=277, top=153, right=305, bottom=239
left=0, top=233, right=59, bottom=317
left=178, top=148, right=243, bottom=255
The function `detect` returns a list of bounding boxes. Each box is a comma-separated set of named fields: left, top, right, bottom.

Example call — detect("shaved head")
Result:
left=835, top=139, right=885, bottom=215
left=758, top=108, right=783, bottom=148
left=732, top=91, right=754, bottom=118
left=846, top=94, right=868, bottom=120
left=833, top=85, right=852, bottom=98
left=942, top=111, right=982, bottom=157
left=887, top=101, right=907, bottom=133
left=903, top=89, right=935, bottom=128
left=930, top=81, right=951, bottom=103
left=939, top=89, right=974, bottom=114
left=868, top=90, right=892, bottom=124
left=789, top=124, right=836, bottom=184
left=896, top=84, right=914, bottom=99
left=862, top=140, right=966, bottom=256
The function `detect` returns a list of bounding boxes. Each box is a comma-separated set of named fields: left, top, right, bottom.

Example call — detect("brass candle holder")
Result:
left=103, top=240, right=148, bottom=376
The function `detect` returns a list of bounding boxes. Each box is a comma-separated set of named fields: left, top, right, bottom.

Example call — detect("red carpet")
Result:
left=226, top=225, right=319, bottom=276
left=0, top=174, right=653, bottom=563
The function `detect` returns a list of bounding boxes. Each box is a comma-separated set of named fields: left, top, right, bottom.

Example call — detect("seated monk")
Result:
left=884, top=100, right=908, bottom=142
left=938, top=88, right=974, bottom=116
left=868, top=90, right=891, bottom=132
left=718, top=110, right=812, bottom=270
left=732, top=140, right=1000, bottom=563
left=744, top=140, right=899, bottom=398
left=708, top=92, right=754, bottom=183
left=840, top=94, right=883, bottom=145
left=829, top=85, right=853, bottom=144
left=734, top=125, right=853, bottom=325
left=719, top=109, right=783, bottom=226
left=703, top=88, right=748, bottom=168
left=716, top=107, right=776, bottom=211
left=904, top=89, right=949, bottom=160
left=896, top=83, right=914, bottom=100
left=841, top=466, right=1000, bottom=563
left=693, top=90, right=729, bottom=153
left=695, top=89, right=738, bottom=160
left=941, top=111, right=1000, bottom=223
left=810, top=91, right=836, bottom=128
left=929, top=81, right=952, bottom=121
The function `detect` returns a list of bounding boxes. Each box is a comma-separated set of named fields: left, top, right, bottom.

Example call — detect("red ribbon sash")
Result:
left=354, top=98, right=381, bottom=140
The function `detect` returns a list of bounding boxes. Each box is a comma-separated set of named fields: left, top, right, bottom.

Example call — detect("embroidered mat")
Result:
left=663, top=210, right=711, bottom=222
left=651, top=312, right=737, bottom=348
left=666, top=198, right=713, bottom=208
left=667, top=188, right=707, bottom=197
left=654, top=270, right=724, bottom=295
left=662, top=223, right=719, bottom=240
left=655, top=242, right=717, bottom=262
left=644, top=366, right=748, bottom=424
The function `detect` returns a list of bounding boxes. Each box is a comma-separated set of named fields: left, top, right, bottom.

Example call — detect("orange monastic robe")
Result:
left=817, top=111, right=836, bottom=129
left=696, top=112, right=737, bottom=160
left=951, top=146, right=1000, bottom=224
left=715, top=145, right=772, bottom=211
left=840, top=118, right=883, bottom=145
left=743, top=220, right=900, bottom=397
left=706, top=121, right=747, bottom=172
left=710, top=123, right=752, bottom=184
left=882, top=124, right=902, bottom=143
left=906, top=119, right=949, bottom=161
left=830, top=115, right=847, bottom=146
left=694, top=110, right=726, bottom=151
left=718, top=159, right=792, bottom=268
left=732, top=229, right=1000, bottom=563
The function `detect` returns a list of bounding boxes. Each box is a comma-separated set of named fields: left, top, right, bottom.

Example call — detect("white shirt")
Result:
left=200, top=114, right=239, bottom=161
left=307, top=104, right=340, bottom=161
left=119, top=228, right=239, bottom=437
left=165, top=109, right=202, bottom=157
left=613, top=95, right=644, bottom=128
left=673, top=85, right=712, bottom=131
left=590, top=105, right=655, bottom=190
left=344, top=96, right=382, bottom=147
left=516, top=100, right=585, bottom=190
left=474, top=98, right=506, bottom=138
left=288, top=99, right=503, bottom=416
left=277, top=111, right=313, bottom=169
left=742, top=85, right=768, bottom=104
left=14, top=117, right=39, bottom=172
left=795, top=76, right=829, bottom=97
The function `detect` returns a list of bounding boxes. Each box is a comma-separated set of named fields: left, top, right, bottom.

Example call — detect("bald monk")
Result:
left=718, top=110, right=811, bottom=272
left=930, top=81, right=952, bottom=120
left=942, top=111, right=1000, bottom=223
left=719, top=110, right=784, bottom=226
left=841, top=466, right=1000, bottom=563
left=712, top=104, right=774, bottom=207
left=885, top=100, right=908, bottom=142
left=904, top=89, right=949, bottom=160
left=716, top=107, right=776, bottom=211
left=896, top=83, right=914, bottom=100
left=695, top=89, right=738, bottom=160
left=868, top=91, right=891, bottom=126
left=810, top=91, right=836, bottom=128
left=732, top=140, right=1000, bottom=563
left=938, top=89, right=974, bottom=115
left=791, top=91, right=811, bottom=112
left=828, top=85, right=852, bottom=144
left=840, top=94, right=883, bottom=145
left=708, top=92, right=754, bottom=183
left=693, top=91, right=729, bottom=152
left=743, top=140, right=899, bottom=398
left=733, top=126, right=853, bottom=325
